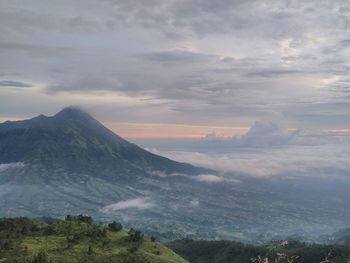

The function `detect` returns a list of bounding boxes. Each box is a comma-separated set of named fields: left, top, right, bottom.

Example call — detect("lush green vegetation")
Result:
left=2, top=216, right=350, bottom=263
left=168, top=239, right=350, bottom=263
left=0, top=216, right=187, bottom=263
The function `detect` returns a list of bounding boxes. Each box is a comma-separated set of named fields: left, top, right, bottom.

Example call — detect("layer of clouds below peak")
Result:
left=150, top=143, right=350, bottom=179
left=1, top=1, right=350, bottom=128
left=141, top=121, right=350, bottom=178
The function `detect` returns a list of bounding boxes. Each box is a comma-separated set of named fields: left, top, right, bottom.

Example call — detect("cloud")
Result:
left=140, top=50, right=213, bottom=63
left=245, top=69, right=302, bottom=78
left=149, top=169, right=234, bottom=183
left=144, top=122, right=350, bottom=178
left=150, top=141, right=350, bottom=178
left=201, top=121, right=300, bottom=147
left=192, top=174, right=225, bottom=183
left=189, top=198, right=200, bottom=207
left=234, top=121, right=300, bottom=148
left=1, top=0, right=350, bottom=130
left=0, top=81, right=32, bottom=88
left=106, top=1, right=313, bottom=38
left=101, top=197, right=155, bottom=212
left=149, top=170, right=168, bottom=177
left=0, top=163, right=25, bottom=173
left=150, top=167, right=241, bottom=184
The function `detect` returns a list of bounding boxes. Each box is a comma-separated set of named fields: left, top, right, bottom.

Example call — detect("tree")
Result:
left=31, top=250, right=51, bottom=263
left=128, top=228, right=144, bottom=242
left=108, top=221, right=122, bottom=232
left=87, top=245, right=94, bottom=255
left=65, top=214, right=93, bottom=224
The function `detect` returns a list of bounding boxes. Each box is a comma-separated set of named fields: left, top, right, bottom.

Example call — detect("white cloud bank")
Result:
left=101, top=197, right=155, bottom=213
left=145, top=121, right=350, bottom=178
left=152, top=143, right=350, bottom=178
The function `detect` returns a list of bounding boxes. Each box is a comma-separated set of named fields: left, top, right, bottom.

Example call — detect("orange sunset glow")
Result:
left=104, top=122, right=249, bottom=139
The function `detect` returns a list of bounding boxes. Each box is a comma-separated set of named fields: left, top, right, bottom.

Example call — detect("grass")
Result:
left=19, top=230, right=187, bottom=263
left=0, top=217, right=188, bottom=263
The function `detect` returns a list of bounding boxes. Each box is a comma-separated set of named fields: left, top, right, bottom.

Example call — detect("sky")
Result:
left=1, top=0, right=350, bottom=138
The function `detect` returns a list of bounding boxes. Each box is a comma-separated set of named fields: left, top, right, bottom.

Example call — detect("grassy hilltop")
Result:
left=0, top=216, right=187, bottom=263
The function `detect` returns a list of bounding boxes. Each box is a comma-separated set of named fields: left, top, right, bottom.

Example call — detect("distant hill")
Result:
left=320, top=228, right=350, bottom=245
left=167, top=239, right=350, bottom=263
left=0, top=216, right=187, bottom=263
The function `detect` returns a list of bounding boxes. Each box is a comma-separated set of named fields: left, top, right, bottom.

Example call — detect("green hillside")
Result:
left=0, top=216, right=187, bottom=263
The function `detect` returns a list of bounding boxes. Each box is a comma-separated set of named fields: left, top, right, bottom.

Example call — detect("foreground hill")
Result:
left=0, top=217, right=187, bottom=263
left=2, top=216, right=350, bottom=263
left=168, top=239, right=350, bottom=263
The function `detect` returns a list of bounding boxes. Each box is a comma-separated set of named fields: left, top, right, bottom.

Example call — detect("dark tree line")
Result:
left=168, top=239, right=350, bottom=263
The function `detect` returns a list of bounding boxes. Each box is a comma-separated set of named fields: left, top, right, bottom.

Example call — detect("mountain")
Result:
left=0, top=106, right=205, bottom=183
left=1, top=107, right=350, bottom=242
left=0, top=107, right=222, bottom=240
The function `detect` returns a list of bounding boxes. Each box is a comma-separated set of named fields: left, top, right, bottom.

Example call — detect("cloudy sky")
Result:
left=1, top=0, right=350, bottom=138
